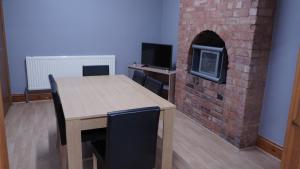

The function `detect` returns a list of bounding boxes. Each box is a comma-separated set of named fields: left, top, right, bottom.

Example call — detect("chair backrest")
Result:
left=132, top=70, right=146, bottom=85
left=49, top=74, right=59, bottom=113
left=48, top=74, right=66, bottom=145
left=105, top=107, right=160, bottom=169
left=48, top=74, right=57, bottom=94
left=82, top=65, right=109, bottom=76
left=144, top=76, right=164, bottom=95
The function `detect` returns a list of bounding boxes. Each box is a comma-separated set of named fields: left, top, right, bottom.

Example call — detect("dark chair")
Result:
left=90, top=106, right=160, bottom=169
left=132, top=70, right=146, bottom=85
left=144, top=76, right=164, bottom=95
left=83, top=65, right=110, bottom=76
left=49, top=74, right=66, bottom=144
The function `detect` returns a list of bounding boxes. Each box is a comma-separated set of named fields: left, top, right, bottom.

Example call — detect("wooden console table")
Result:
left=128, top=64, right=176, bottom=103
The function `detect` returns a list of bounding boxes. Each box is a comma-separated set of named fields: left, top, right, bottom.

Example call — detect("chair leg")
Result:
left=93, top=153, right=97, bottom=169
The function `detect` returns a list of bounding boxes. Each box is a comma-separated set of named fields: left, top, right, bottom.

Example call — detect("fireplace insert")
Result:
left=190, top=45, right=228, bottom=83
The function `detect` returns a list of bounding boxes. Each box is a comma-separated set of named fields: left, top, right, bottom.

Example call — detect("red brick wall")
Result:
left=175, top=0, right=276, bottom=148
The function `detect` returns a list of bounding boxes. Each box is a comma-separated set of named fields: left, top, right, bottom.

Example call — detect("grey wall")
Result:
left=259, top=0, right=300, bottom=145
left=3, top=0, right=163, bottom=94
left=160, top=0, right=180, bottom=66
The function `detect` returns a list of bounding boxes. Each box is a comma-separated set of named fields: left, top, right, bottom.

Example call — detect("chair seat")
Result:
left=81, top=128, right=107, bottom=142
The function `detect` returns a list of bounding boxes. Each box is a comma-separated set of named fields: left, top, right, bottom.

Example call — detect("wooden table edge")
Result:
left=65, top=106, right=177, bottom=121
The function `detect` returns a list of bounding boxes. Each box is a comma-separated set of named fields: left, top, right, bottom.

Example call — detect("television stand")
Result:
left=128, top=64, right=176, bottom=103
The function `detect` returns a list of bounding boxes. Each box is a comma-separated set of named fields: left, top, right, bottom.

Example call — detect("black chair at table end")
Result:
left=90, top=106, right=160, bottom=169
left=83, top=65, right=110, bottom=76
left=48, top=74, right=106, bottom=169
left=144, top=76, right=164, bottom=96
left=132, top=70, right=146, bottom=85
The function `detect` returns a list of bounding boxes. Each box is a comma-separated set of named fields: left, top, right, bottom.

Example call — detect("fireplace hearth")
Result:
left=175, top=0, right=276, bottom=148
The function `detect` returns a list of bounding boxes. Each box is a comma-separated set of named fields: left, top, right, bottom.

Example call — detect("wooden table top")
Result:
left=56, top=75, right=176, bottom=120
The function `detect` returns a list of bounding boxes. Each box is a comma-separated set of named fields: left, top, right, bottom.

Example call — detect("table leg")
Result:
left=66, top=120, right=83, bottom=169
left=161, top=109, right=175, bottom=169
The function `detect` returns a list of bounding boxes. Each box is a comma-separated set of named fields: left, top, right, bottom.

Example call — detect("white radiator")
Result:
left=26, top=55, right=116, bottom=91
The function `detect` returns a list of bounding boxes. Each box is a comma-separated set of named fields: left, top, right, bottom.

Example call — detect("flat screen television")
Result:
left=141, top=43, right=172, bottom=70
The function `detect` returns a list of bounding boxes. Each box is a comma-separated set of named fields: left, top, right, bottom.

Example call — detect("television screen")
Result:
left=141, top=43, right=172, bottom=70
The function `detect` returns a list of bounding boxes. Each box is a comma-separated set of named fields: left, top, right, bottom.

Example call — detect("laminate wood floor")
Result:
left=5, top=101, right=280, bottom=169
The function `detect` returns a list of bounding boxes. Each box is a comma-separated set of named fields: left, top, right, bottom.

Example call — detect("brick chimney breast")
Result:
left=175, top=0, right=276, bottom=148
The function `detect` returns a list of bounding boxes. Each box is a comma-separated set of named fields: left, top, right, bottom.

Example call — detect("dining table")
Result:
left=56, top=74, right=176, bottom=169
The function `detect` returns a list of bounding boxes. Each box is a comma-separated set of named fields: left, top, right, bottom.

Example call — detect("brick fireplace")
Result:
left=175, top=0, right=276, bottom=148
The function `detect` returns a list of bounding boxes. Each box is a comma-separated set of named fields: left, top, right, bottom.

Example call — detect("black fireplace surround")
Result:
left=189, top=30, right=228, bottom=84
